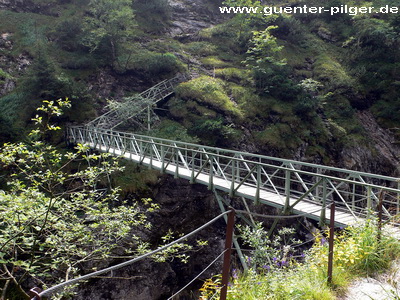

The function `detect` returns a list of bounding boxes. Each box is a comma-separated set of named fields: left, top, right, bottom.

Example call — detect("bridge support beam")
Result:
left=214, top=190, right=248, bottom=271
left=319, top=178, right=327, bottom=226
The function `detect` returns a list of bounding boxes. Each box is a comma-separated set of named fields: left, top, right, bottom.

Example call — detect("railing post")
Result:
left=139, top=140, right=143, bottom=164
left=377, top=191, right=384, bottom=243
left=327, top=202, right=335, bottom=285
left=397, top=182, right=400, bottom=215
left=367, top=186, right=372, bottom=218
left=175, top=148, right=179, bottom=178
left=255, top=164, right=261, bottom=204
left=220, top=209, right=235, bottom=300
left=230, top=159, right=235, bottom=198
left=149, top=141, right=153, bottom=170
left=316, top=168, right=321, bottom=201
left=320, top=178, right=327, bottom=226
left=147, top=105, right=151, bottom=131
left=208, top=155, right=214, bottom=190
left=160, top=145, right=165, bottom=174
left=190, top=151, right=195, bottom=184
left=284, top=165, right=291, bottom=212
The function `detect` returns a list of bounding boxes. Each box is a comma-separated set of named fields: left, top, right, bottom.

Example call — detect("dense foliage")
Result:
left=0, top=99, right=159, bottom=298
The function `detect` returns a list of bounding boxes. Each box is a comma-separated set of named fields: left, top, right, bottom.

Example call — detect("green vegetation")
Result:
left=176, top=76, right=242, bottom=117
left=0, top=100, right=157, bottom=298
left=0, top=99, right=197, bottom=298
left=200, top=220, right=400, bottom=299
left=82, top=0, right=137, bottom=66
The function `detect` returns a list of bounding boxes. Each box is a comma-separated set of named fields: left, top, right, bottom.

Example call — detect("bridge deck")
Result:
left=92, top=143, right=361, bottom=227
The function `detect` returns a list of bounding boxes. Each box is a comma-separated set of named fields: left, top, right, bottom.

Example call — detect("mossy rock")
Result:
left=255, top=123, right=301, bottom=152
left=200, top=56, right=230, bottom=68
left=184, top=42, right=218, bottom=57
left=176, top=75, right=242, bottom=118
left=313, top=54, right=355, bottom=91
left=215, top=68, right=253, bottom=85
left=113, top=161, right=160, bottom=195
left=186, top=100, right=217, bottom=118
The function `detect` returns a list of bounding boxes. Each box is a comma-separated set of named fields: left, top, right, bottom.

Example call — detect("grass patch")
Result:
left=125, top=50, right=185, bottom=79
left=215, top=68, right=252, bottom=85
left=184, top=41, right=218, bottom=57
left=0, top=68, right=12, bottom=80
left=176, top=75, right=242, bottom=118
left=200, top=56, right=231, bottom=68
left=201, top=220, right=400, bottom=300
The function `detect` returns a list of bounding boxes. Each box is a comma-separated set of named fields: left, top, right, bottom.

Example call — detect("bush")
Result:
left=146, top=53, right=183, bottom=76
left=126, top=51, right=183, bottom=79
left=189, top=117, right=241, bottom=146
left=253, top=67, right=302, bottom=101
left=148, top=120, right=199, bottom=143
left=293, top=95, right=318, bottom=119
left=313, top=54, right=356, bottom=92
left=52, top=18, right=84, bottom=52
left=309, top=220, right=400, bottom=277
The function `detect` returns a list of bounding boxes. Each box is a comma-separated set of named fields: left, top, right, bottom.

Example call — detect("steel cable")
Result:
left=167, top=249, right=227, bottom=300
left=38, top=211, right=230, bottom=298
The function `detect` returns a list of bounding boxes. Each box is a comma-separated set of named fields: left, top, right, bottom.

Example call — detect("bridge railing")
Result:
left=86, top=74, right=187, bottom=130
left=67, top=126, right=400, bottom=225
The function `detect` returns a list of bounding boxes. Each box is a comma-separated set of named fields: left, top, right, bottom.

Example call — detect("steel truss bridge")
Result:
left=86, top=74, right=187, bottom=130
left=67, top=75, right=400, bottom=231
left=67, top=125, right=400, bottom=226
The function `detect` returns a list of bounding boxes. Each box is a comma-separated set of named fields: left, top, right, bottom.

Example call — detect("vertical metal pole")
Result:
left=175, top=148, right=179, bottom=178
left=149, top=142, right=153, bottom=170
left=236, top=159, right=240, bottom=182
left=147, top=105, right=151, bottom=131
left=316, top=168, right=321, bottom=201
left=190, top=151, right=195, bottom=184
left=160, top=145, right=164, bottom=174
left=397, top=182, right=400, bottom=215
left=220, top=209, right=235, bottom=300
left=320, top=178, right=327, bottom=226
left=327, top=202, right=335, bottom=285
left=352, top=177, right=356, bottom=211
left=284, top=165, right=291, bottom=212
left=367, top=186, right=372, bottom=218
left=377, top=191, right=384, bottom=244
left=230, top=160, right=235, bottom=198
left=255, top=164, right=261, bottom=204
left=139, top=140, right=143, bottom=163
left=216, top=194, right=248, bottom=271
left=208, top=155, right=214, bottom=190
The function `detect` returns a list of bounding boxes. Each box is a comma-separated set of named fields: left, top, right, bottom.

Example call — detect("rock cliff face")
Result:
left=74, top=176, right=227, bottom=300
left=0, top=0, right=57, bottom=14
left=167, top=0, right=224, bottom=37
left=0, top=31, right=31, bottom=97
left=339, top=111, right=400, bottom=176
